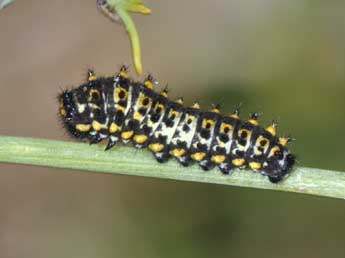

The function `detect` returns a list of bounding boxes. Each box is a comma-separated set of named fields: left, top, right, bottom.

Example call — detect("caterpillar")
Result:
left=58, top=66, right=295, bottom=183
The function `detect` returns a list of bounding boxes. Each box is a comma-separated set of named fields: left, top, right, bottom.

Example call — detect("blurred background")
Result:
left=0, top=0, right=345, bottom=257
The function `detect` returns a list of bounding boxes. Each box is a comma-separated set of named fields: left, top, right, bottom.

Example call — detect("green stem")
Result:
left=115, top=7, right=143, bottom=74
left=98, top=0, right=150, bottom=75
left=0, top=136, right=344, bottom=199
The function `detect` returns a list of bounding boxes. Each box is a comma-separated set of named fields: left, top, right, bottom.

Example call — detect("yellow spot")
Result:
left=238, top=129, right=251, bottom=139
left=279, top=137, right=288, bottom=146
left=269, top=146, right=281, bottom=158
left=202, top=119, right=215, bottom=129
left=88, top=75, right=97, bottom=82
left=144, top=80, right=154, bottom=89
left=191, top=152, right=206, bottom=161
left=160, top=90, right=168, bottom=98
left=170, top=148, right=186, bottom=157
left=134, top=135, right=148, bottom=144
left=221, top=124, right=232, bottom=134
left=121, top=131, right=134, bottom=140
left=117, top=106, right=125, bottom=113
left=114, top=87, right=128, bottom=103
left=119, top=71, right=128, bottom=78
left=249, top=162, right=261, bottom=170
left=184, top=115, right=195, bottom=126
left=175, top=98, right=184, bottom=105
left=191, top=102, right=200, bottom=109
left=88, top=89, right=100, bottom=101
left=232, top=158, right=245, bottom=167
left=134, top=112, right=143, bottom=121
left=60, top=108, right=67, bottom=116
left=211, top=108, right=220, bottom=114
left=266, top=123, right=277, bottom=136
left=76, top=124, right=91, bottom=132
left=140, top=95, right=151, bottom=107
left=255, top=136, right=269, bottom=156
left=211, top=155, right=226, bottom=164
left=149, top=143, right=165, bottom=153
left=155, top=103, right=164, bottom=112
left=109, top=123, right=119, bottom=133
left=92, top=121, right=106, bottom=131
left=230, top=113, right=240, bottom=120
left=248, top=119, right=259, bottom=126
left=169, top=110, right=179, bottom=118
left=256, top=136, right=269, bottom=148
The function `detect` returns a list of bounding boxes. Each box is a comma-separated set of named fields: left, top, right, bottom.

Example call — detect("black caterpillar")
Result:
left=58, top=66, right=295, bottom=183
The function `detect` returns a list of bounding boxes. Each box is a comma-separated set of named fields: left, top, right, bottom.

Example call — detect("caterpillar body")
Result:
left=58, top=66, right=295, bottom=183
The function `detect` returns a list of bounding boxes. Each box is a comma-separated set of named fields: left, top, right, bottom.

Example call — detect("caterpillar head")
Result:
left=264, top=146, right=295, bottom=183
left=58, top=90, right=89, bottom=139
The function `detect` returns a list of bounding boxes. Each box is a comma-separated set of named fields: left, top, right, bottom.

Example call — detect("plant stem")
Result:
left=98, top=0, right=151, bottom=75
left=115, top=8, right=143, bottom=74
left=0, top=136, right=344, bottom=199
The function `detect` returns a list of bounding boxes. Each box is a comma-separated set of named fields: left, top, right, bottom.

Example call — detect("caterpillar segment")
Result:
left=169, top=104, right=201, bottom=166
left=106, top=66, right=132, bottom=150
left=211, top=112, right=241, bottom=174
left=149, top=99, right=185, bottom=162
left=58, top=67, right=295, bottom=183
left=134, top=88, right=169, bottom=149
left=189, top=108, right=222, bottom=171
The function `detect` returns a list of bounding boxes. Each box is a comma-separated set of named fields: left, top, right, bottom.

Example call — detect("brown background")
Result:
left=0, top=1, right=345, bottom=258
